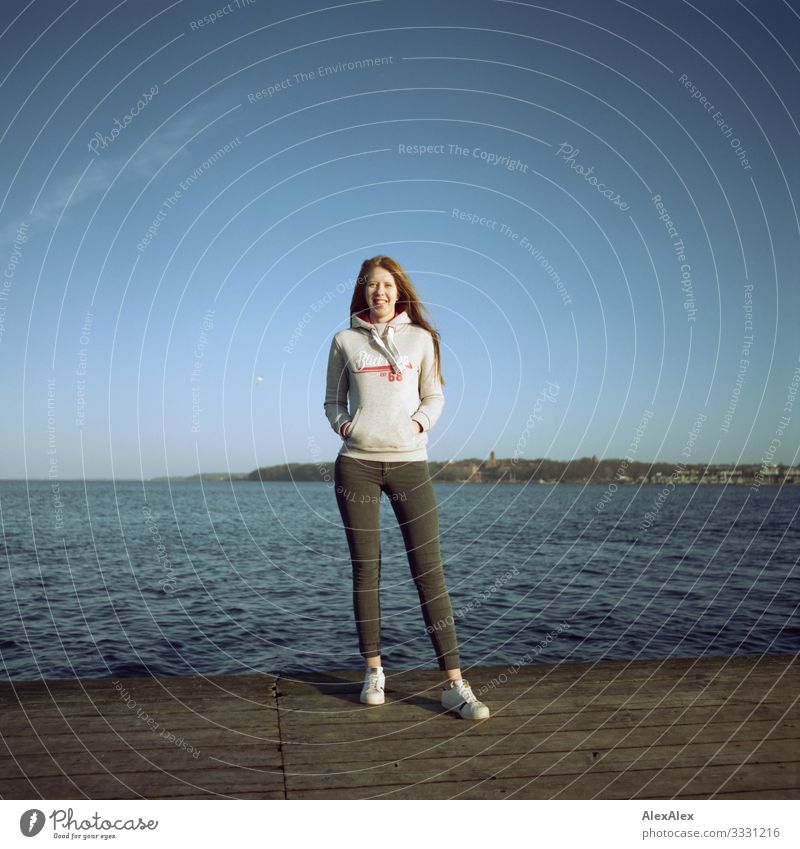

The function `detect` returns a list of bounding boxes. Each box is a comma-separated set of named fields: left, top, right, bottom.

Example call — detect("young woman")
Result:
left=324, top=255, right=490, bottom=720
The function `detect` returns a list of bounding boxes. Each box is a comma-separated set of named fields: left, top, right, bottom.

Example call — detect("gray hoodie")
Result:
left=324, top=306, right=444, bottom=461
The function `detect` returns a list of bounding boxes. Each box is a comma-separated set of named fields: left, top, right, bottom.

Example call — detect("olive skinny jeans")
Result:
left=333, top=454, right=460, bottom=671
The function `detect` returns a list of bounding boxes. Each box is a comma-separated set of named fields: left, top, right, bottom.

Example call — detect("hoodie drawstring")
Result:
left=370, top=324, right=404, bottom=375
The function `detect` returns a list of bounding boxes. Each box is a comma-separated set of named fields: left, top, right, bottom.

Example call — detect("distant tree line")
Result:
left=241, top=457, right=797, bottom=485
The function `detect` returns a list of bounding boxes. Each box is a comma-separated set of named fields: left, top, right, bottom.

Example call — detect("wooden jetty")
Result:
left=1, top=652, right=797, bottom=799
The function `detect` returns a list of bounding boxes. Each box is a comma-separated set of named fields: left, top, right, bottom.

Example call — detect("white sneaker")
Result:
left=360, top=666, right=385, bottom=705
left=441, top=678, right=490, bottom=719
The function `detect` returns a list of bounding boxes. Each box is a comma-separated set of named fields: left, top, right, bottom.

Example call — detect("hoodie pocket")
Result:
left=346, top=405, right=422, bottom=452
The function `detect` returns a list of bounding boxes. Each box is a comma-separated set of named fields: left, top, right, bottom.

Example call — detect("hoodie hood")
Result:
left=350, top=306, right=412, bottom=376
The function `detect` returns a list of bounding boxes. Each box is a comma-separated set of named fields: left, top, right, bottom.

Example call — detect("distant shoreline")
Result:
left=172, top=455, right=800, bottom=486
left=9, top=455, right=794, bottom=485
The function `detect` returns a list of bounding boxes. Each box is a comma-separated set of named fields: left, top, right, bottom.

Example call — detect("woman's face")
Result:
left=365, top=266, right=398, bottom=321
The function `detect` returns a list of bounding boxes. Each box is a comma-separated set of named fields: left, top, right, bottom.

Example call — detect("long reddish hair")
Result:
left=349, top=255, right=445, bottom=386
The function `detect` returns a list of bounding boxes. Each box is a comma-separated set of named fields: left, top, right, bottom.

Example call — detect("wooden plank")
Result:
left=0, top=673, right=276, bottom=709
left=1, top=733, right=284, bottom=780
left=1, top=705, right=280, bottom=737
left=1, top=722, right=282, bottom=757
left=277, top=655, right=799, bottom=702
left=277, top=700, right=796, bottom=742
left=1, top=696, right=277, bottom=722
left=278, top=720, right=797, bottom=766
left=330, top=663, right=798, bottom=701
left=276, top=698, right=798, bottom=737
left=278, top=737, right=794, bottom=789
left=296, top=666, right=797, bottom=691
left=276, top=654, right=798, bottom=696
left=0, top=674, right=281, bottom=749
left=274, top=689, right=798, bottom=734
left=679, top=788, right=797, bottom=799
left=274, top=686, right=797, bottom=716
left=274, top=687, right=796, bottom=713
left=278, top=739, right=787, bottom=787
left=0, top=764, right=286, bottom=799
left=284, top=761, right=799, bottom=800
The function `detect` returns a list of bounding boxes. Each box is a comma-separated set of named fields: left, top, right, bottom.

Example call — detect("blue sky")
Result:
left=1, top=0, right=798, bottom=478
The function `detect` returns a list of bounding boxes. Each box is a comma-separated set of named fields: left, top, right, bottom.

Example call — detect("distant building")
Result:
left=488, top=450, right=497, bottom=468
